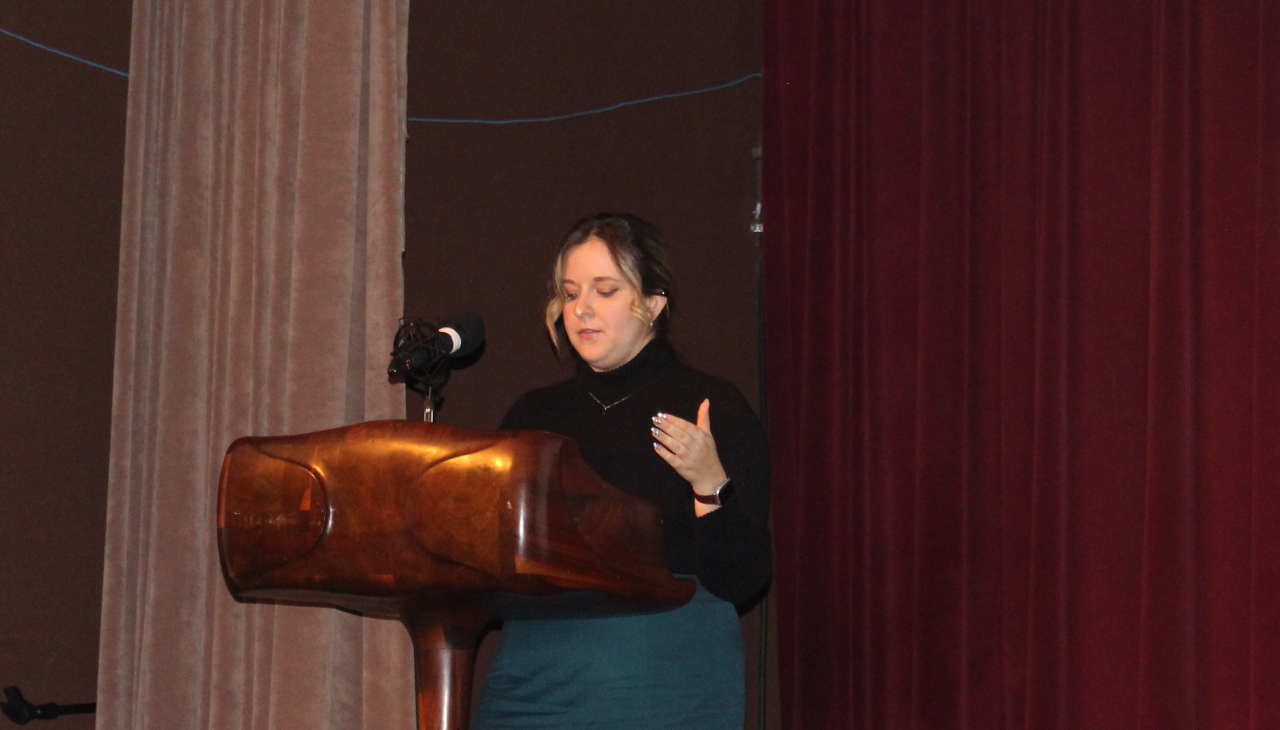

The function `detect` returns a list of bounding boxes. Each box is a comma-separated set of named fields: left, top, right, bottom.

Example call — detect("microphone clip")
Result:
left=388, top=318, right=454, bottom=394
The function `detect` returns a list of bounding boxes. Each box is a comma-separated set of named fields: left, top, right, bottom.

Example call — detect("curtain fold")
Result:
left=763, top=1, right=1280, bottom=728
left=98, top=1, right=414, bottom=729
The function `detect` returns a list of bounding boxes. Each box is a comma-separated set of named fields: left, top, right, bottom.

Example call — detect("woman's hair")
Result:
left=545, top=213, right=675, bottom=351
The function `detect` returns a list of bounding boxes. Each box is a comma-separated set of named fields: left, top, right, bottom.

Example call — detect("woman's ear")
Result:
left=645, top=293, right=668, bottom=321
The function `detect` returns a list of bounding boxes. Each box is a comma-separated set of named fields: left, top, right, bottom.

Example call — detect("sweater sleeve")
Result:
left=692, top=382, right=773, bottom=605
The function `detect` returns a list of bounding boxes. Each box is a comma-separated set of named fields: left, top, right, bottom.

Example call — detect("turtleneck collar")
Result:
left=575, top=337, right=676, bottom=398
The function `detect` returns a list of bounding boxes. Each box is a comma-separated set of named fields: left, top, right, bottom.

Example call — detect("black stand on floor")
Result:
left=1, top=687, right=95, bottom=725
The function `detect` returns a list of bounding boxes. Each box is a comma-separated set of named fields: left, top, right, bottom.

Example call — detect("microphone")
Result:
left=436, top=311, right=485, bottom=358
left=388, top=312, right=485, bottom=382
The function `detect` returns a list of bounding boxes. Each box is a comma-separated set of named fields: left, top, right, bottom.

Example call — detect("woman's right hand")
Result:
left=651, top=399, right=728, bottom=513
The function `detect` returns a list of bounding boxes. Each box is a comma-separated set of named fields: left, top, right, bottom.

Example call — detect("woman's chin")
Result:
left=579, top=350, right=625, bottom=372
left=571, top=343, right=606, bottom=368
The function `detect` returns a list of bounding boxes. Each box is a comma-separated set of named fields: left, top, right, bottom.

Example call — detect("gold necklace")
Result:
left=588, top=392, right=633, bottom=413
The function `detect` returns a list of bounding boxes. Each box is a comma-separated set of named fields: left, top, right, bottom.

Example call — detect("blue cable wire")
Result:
left=3, top=23, right=759, bottom=124
left=0, top=26, right=129, bottom=77
left=408, top=72, right=761, bottom=124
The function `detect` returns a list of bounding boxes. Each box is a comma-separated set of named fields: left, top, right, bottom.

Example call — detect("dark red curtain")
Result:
left=762, top=1, right=1280, bottom=729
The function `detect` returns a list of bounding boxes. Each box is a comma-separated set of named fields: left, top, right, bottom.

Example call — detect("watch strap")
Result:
left=693, top=478, right=735, bottom=506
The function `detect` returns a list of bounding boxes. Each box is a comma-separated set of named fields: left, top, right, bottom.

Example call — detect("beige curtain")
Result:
left=98, top=1, right=414, bottom=728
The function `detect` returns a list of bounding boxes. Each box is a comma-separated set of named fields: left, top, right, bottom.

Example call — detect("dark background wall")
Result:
left=402, top=3, right=775, bottom=728
left=0, top=3, right=130, bottom=727
left=404, top=1, right=763, bottom=426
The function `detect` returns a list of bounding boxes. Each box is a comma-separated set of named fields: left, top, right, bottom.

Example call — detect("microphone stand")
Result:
left=424, top=384, right=437, bottom=423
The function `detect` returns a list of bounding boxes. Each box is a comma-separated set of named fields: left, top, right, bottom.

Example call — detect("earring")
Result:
left=648, top=320, right=655, bottom=331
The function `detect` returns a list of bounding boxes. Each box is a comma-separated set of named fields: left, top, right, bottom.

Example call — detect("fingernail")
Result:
left=653, top=441, right=663, bottom=451
left=651, top=426, right=661, bottom=436
left=652, top=414, right=665, bottom=425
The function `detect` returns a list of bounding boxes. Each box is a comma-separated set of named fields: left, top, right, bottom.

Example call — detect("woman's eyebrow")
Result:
left=561, top=276, right=623, bottom=285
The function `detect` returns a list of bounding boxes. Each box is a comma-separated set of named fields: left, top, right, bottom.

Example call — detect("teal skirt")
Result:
left=474, top=581, right=744, bottom=730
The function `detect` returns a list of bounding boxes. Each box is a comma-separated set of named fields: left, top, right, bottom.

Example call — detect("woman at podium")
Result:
left=475, top=213, right=772, bottom=729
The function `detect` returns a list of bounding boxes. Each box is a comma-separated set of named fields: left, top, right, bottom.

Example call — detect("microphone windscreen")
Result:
left=439, top=311, right=485, bottom=357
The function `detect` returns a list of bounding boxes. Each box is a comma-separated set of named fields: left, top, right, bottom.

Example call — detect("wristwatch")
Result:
left=693, top=478, right=736, bottom=507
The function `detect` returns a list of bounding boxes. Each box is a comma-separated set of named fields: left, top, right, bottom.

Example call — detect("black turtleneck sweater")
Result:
left=499, top=339, right=772, bottom=606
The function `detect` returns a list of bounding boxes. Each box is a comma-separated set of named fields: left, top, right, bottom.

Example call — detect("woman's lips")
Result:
left=577, top=328, right=601, bottom=339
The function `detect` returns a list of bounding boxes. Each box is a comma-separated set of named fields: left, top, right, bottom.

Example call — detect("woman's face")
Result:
left=561, top=237, right=666, bottom=372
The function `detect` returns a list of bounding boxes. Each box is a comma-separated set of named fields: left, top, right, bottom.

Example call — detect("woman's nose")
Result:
left=573, top=298, right=592, bottom=320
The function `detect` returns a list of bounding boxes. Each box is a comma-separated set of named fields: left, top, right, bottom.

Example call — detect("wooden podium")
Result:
left=218, top=420, right=694, bottom=730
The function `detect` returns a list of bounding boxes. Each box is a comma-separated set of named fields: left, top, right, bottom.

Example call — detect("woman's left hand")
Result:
left=652, top=399, right=727, bottom=496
